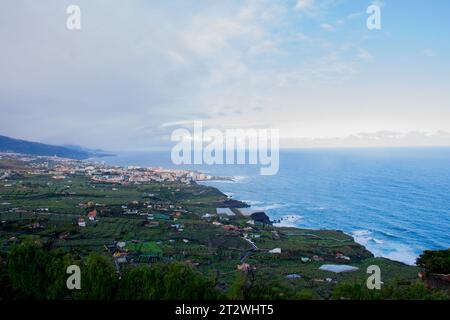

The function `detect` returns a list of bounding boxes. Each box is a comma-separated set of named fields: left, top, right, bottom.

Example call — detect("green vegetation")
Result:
left=118, top=263, right=220, bottom=300
left=124, top=241, right=162, bottom=255
left=4, top=241, right=71, bottom=299
left=2, top=242, right=445, bottom=300
left=0, top=242, right=220, bottom=300
left=417, top=249, right=450, bottom=274
left=332, top=281, right=449, bottom=300
left=0, top=158, right=448, bottom=300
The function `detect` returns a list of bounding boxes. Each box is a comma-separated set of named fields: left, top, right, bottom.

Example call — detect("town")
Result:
left=0, top=152, right=219, bottom=184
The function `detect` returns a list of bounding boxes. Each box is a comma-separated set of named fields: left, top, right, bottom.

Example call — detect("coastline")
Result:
left=207, top=180, right=417, bottom=267
left=1, top=152, right=424, bottom=300
left=92, top=151, right=444, bottom=267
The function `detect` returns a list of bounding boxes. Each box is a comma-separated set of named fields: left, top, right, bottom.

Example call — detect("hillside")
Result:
left=0, top=135, right=97, bottom=159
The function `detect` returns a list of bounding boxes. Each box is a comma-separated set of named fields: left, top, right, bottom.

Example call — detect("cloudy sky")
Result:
left=1, top=0, right=450, bottom=150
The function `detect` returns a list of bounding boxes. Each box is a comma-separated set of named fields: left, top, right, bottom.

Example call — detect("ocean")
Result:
left=95, top=148, right=450, bottom=265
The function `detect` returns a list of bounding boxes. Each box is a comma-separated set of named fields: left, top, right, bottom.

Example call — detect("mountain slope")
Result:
left=0, top=135, right=92, bottom=159
left=63, top=144, right=114, bottom=157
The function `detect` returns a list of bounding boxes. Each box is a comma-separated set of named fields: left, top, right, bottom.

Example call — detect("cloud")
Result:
left=0, top=0, right=449, bottom=150
left=422, top=48, right=436, bottom=57
left=371, top=0, right=385, bottom=8
left=294, top=0, right=342, bottom=16
left=281, top=131, right=450, bottom=148
left=320, top=23, right=334, bottom=31
left=356, top=48, right=373, bottom=61
left=347, top=12, right=363, bottom=20
left=294, top=0, right=314, bottom=12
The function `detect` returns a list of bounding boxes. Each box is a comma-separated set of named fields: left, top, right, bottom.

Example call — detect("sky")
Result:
left=1, top=0, right=450, bottom=151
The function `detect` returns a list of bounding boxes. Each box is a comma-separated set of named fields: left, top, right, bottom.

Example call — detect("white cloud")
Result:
left=281, top=131, right=450, bottom=148
left=0, top=0, right=449, bottom=150
left=294, top=0, right=314, bottom=12
left=356, top=48, right=373, bottom=61
left=422, top=48, right=436, bottom=57
left=347, top=12, right=363, bottom=20
left=320, top=23, right=334, bottom=31
left=371, top=0, right=385, bottom=8
left=295, top=32, right=309, bottom=41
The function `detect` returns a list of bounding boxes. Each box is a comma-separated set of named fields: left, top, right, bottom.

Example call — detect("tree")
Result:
left=74, top=252, right=118, bottom=300
left=227, top=271, right=306, bottom=300
left=156, top=263, right=220, bottom=299
left=118, top=263, right=221, bottom=300
left=6, top=241, right=66, bottom=299
left=332, top=281, right=449, bottom=300
left=0, top=254, right=13, bottom=299
left=228, top=271, right=251, bottom=300
left=332, top=282, right=383, bottom=300
left=417, top=249, right=450, bottom=275
left=117, top=265, right=160, bottom=300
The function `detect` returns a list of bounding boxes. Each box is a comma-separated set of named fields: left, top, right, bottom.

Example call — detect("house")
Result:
left=171, top=223, right=184, bottom=232
left=113, top=251, right=128, bottom=264
left=237, top=263, right=251, bottom=271
left=312, top=255, right=324, bottom=262
left=116, top=256, right=127, bottom=264
left=223, top=225, right=240, bottom=231
left=116, top=241, right=126, bottom=249
left=301, top=257, right=311, bottom=263
left=336, top=252, right=351, bottom=261
left=286, top=274, right=301, bottom=279
left=88, top=209, right=97, bottom=221
left=8, top=236, right=19, bottom=243
left=78, top=218, right=86, bottom=227
left=269, top=248, right=282, bottom=254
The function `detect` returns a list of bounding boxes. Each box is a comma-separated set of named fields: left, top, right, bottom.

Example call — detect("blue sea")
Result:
left=95, top=148, right=450, bottom=265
